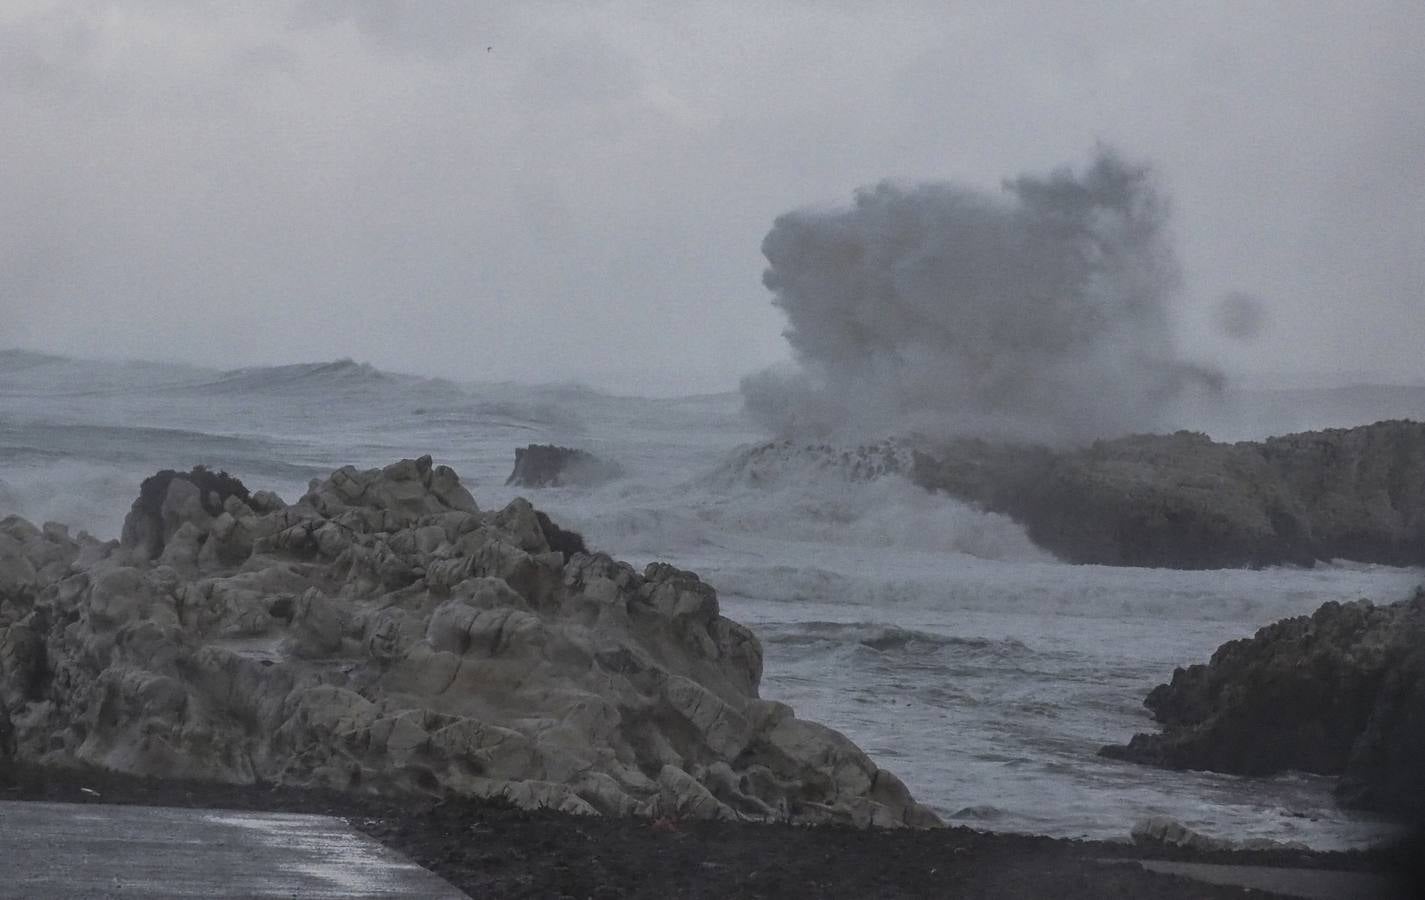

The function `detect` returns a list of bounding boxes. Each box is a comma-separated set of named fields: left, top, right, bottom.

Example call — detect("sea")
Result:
left=2, top=348, right=1422, bottom=849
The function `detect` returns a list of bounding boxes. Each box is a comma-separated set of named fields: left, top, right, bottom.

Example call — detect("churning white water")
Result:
left=2, top=349, right=1422, bottom=848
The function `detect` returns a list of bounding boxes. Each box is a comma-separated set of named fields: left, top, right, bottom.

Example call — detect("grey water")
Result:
left=3, top=348, right=1423, bottom=848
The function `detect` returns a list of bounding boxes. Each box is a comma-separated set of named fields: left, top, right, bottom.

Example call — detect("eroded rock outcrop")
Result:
left=0, top=457, right=938, bottom=827
left=1102, top=590, right=1425, bottom=820
left=120, top=466, right=255, bottom=560
left=911, top=420, right=1425, bottom=568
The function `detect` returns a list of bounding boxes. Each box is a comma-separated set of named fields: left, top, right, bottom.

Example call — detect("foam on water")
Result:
left=1, top=350, right=1420, bottom=848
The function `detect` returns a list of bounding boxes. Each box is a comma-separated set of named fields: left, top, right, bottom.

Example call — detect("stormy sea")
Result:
left=3, top=348, right=1423, bottom=848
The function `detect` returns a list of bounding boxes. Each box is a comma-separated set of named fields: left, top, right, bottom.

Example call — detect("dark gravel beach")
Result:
left=3, top=764, right=1417, bottom=899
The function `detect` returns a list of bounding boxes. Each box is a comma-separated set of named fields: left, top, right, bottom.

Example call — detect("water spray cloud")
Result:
left=743, top=149, right=1218, bottom=444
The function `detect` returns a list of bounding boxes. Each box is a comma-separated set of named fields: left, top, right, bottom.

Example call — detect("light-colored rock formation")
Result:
left=0, top=456, right=939, bottom=827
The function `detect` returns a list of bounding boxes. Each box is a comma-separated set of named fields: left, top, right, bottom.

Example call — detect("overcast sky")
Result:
left=2, top=1, right=1422, bottom=394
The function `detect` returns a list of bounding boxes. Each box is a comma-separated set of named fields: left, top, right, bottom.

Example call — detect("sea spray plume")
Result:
left=1214, top=291, right=1269, bottom=341
left=743, top=149, right=1218, bottom=444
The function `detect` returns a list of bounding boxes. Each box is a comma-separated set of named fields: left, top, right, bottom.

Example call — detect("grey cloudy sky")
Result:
left=2, top=1, right=1422, bottom=394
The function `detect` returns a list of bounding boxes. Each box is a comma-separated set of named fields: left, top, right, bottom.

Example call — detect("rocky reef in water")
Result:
left=911, top=419, right=1425, bottom=569
left=506, top=444, right=624, bottom=488
left=1101, top=590, right=1425, bottom=821
left=0, top=457, right=938, bottom=827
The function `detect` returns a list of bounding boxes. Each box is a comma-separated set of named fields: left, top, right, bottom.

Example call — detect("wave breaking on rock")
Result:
left=743, top=149, right=1219, bottom=445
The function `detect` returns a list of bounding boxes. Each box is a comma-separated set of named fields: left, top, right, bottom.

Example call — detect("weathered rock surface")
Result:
left=911, top=420, right=1425, bottom=568
left=1102, top=590, right=1425, bottom=820
left=506, top=444, right=624, bottom=488
left=0, top=457, right=938, bottom=827
left=120, top=466, right=255, bottom=561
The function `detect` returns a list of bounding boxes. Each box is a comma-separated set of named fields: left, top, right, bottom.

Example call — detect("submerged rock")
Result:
left=506, top=444, right=624, bottom=488
left=1130, top=816, right=1232, bottom=853
left=0, top=457, right=938, bottom=828
left=911, top=420, right=1425, bottom=568
left=1129, top=816, right=1309, bottom=853
left=1102, top=590, right=1425, bottom=820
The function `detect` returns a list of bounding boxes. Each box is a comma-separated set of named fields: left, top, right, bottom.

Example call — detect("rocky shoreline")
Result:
left=4, top=447, right=1424, bottom=895
left=912, top=419, right=1425, bottom=569
left=4, top=762, right=1417, bottom=899
left=1102, top=590, right=1425, bottom=822
left=0, top=457, right=934, bottom=827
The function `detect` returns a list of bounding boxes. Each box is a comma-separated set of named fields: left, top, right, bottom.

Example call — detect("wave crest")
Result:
left=762, top=621, right=1032, bottom=656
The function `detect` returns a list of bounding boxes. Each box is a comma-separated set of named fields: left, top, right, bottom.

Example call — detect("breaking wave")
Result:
left=198, top=358, right=468, bottom=402
left=743, top=149, right=1221, bottom=444
left=761, top=621, right=1033, bottom=657
left=682, top=439, right=1049, bottom=561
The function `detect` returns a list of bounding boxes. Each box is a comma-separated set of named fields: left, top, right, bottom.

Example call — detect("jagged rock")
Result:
left=119, top=466, right=253, bottom=560
left=506, top=444, right=624, bottom=488
left=0, top=532, right=39, bottom=597
left=248, top=490, right=287, bottom=515
left=911, top=420, right=1425, bottom=568
left=1337, top=638, right=1425, bottom=815
left=1103, top=590, right=1425, bottom=820
left=304, top=456, right=477, bottom=521
left=535, top=510, right=587, bottom=560
left=657, top=764, right=738, bottom=820
left=0, top=459, right=938, bottom=829
left=0, top=704, right=12, bottom=762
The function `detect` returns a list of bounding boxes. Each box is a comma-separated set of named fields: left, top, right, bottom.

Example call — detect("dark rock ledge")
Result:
left=1102, top=589, right=1425, bottom=821
left=912, top=419, right=1425, bottom=569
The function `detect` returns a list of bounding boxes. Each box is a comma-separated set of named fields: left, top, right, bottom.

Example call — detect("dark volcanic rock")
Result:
left=534, top=510, right=587, bottom=560
left=911, top=420, right=1425, bottom=568
left=1336, top=636, right=1425, bottom=816
left=1101, top=589, right=1425, bottom=820
left=119, top=465, right=252, bottom=559
left=1261, top=423, right=1425, bottom=566
left=506, top=444, right=623, bottom=488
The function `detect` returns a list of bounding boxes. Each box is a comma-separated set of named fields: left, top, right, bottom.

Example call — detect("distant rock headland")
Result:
left=0, top=457, right=937, bottom=827
left=1102, top=590, right=1425, bottom=821
left=911, top=419, right=1425, bottom=569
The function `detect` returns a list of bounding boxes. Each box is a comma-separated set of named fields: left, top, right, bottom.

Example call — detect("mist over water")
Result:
left=743, top=149, right=1222, bottom=443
